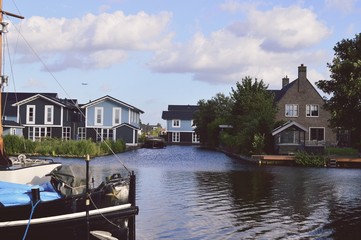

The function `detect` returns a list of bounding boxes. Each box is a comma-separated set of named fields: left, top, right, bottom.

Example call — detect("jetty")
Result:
left=252, top=155, right=361, bottom=168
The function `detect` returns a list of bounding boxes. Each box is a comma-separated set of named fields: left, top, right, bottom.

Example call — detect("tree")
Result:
left=229, top=77, right=277, bottom=155
left=316, top=33, right=361, bottom=146
left=193, top=93, right=232, bottom=148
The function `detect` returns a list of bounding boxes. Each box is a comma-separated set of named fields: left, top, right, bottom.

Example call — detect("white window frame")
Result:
left=306, top=104, right=319, bottom=117
left=77, top=127, right=86, bottom=140
left=113, top=108, right=121, bottom=126
left=309, top=127, right=325, bottom=141
left=28, top=127, right=52, bottom=141
left=172, top=132, right=180, bottom=142
left=95, top=107, right=103, bottom=126
left=44, top=105, right=54, bottom=124
left=192, top=132, right=200, bottom=143
left=62, top=127, right=71, bottom=140
left=27, top=105, right=36, bottom=124
left=172, top=119, right=180, bottom=128
left=129, top=110, right=139, bottom=124
left=285, top=104, right=299, bottom=117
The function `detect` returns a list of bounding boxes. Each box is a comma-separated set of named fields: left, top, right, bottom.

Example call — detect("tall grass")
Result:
left=4, top=135, right=126, bottom=157
left=294, top=151, right=326, bottom=167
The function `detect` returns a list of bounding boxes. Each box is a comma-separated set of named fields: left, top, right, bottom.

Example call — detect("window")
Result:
left=172, top=119, right=180, bottom=128
left=95, top=128, right=113, bottom=142
left=192, top=132, right=200, bottom=143
left=129, top=110, right=139, bottom=124
left=27, top=105, right=36, bottom=124
left=104, top=129, right=114, bottom=141
left=306, top=104, right=319, bottom=117
left=95, top=107, right=103, bottom=125
left=310, top=128, right=325, bottom=141
left=285, top=104, right=298, bottom=117
left=278, top=130, right=300, bottom=144
left=78, top=127, right=86, bottom=140
left=62, top=127, right=71, bottom=140
left=113, top=108, right=121, bottom=125
left=28, top=127, right=51, bottom=141
left=45, top=105, right=54, bottom=124
left=172, top=132, right=180, bottom=142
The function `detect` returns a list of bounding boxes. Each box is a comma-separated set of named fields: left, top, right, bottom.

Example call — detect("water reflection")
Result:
left=55, top=146, right=361, bottom=239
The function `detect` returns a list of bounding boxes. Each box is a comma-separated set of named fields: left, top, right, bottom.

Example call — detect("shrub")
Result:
left=294, top=151, right=326, bottom=167
left=3, top=135, right=125, bottom=157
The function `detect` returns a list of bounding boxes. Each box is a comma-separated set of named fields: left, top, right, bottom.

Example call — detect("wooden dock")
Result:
left=251, top=155, right=361, bottom=168
left=252, top=155, right=296, bottom=166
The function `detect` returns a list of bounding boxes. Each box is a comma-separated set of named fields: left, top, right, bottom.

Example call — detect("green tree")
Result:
left=193, top=93, right=232, bottom=148
left=230, top=77, right=277, bottom=155
left=316, top=33, right=361, bottom=146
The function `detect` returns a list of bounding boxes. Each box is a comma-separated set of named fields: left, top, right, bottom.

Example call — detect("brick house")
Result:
left=271, top=64, right=337, bottom=154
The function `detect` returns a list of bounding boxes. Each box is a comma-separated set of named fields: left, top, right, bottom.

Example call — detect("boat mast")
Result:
left=0, top=0, right=24, bottom=166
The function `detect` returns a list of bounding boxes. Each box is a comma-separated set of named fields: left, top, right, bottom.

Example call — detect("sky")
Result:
left=2, top=0, right=361, bottom=125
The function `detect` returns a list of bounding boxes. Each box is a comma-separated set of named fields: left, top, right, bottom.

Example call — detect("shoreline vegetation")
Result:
left=4, top=135, right=127, bottom=158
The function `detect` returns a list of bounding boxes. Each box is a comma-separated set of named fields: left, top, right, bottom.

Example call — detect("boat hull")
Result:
left=0, top=171, right=138, bottom=240
left=0, top=162, right=62, bottom=184
left=0, top=204, right=138, bottom=240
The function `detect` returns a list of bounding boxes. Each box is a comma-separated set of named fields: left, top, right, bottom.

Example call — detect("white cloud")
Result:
left=148, top=5, right=331, bottom=87
left=9, top=11, right=173, bottom=71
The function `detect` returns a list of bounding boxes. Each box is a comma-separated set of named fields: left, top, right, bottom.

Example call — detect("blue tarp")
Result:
left=0, top=181, right=62, bottom=207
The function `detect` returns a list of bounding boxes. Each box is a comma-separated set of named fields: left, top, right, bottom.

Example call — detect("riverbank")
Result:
left=218, top=147, right=361, bottom=168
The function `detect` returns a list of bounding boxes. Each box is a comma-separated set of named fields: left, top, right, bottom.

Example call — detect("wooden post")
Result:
left=85, top=154, right=90, bottom=240
left=128, top=171, right=136, bottom=240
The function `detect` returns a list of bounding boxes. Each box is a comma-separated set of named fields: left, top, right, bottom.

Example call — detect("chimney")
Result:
left=282, top=76, right=289, bottom=88
left=298, top=64, right=307, bottom=81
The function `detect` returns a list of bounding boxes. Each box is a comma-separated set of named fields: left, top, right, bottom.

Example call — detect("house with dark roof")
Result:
left=81, top=95, right=144, bottom=145
left=11, top=94, right=83, bottom=141
left=2, top=92, right=58, bottom=122
left=271, top=64, right=337, bottom=154
left=162, top=105, right=200, bottom=144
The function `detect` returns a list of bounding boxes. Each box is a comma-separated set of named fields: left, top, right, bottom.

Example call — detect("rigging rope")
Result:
left=3, top=15, right=130, bottom=173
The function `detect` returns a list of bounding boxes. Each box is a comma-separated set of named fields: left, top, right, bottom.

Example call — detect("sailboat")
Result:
left=0, top=2, right=138, bottom=240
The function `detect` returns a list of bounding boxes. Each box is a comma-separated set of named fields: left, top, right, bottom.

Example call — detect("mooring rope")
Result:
left=22, top=199, right=41, bottom=240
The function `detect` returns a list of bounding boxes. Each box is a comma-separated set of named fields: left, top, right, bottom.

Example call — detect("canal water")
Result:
left=57, top=145, right=361, bottom=239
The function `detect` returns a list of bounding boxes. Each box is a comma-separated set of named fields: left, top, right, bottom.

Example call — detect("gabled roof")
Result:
left=270, top=77, right=324, bottom=102
left=162, top=105, right=199, bottom=120
left=12, top=94, right=68, bottom=107
left=272, top=121, right=308, bottom=136
left=81, top=95, right=144, bottom=114
left=2, top=92, right=58, bottom=117
left=270, top=80, right=297, bottom=102
left=112, top=122, right=140, bottom=130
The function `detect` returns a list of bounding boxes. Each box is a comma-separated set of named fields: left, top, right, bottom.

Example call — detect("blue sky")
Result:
left=2, top=0, right=361, bottom=125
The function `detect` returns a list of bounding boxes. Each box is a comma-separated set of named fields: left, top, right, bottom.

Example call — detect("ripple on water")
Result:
left=55, top=146, right=361, bottom=239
